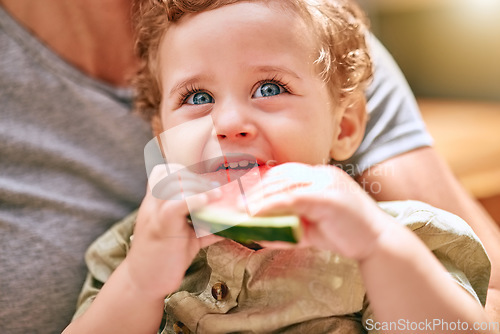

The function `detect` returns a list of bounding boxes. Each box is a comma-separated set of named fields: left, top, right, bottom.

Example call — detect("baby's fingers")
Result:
left=197, top=233, right=224, bottom=249
left=246, top=192, right=297, bottom=217
left=153, top=177, right=217, bottom=200
left=149, top=164, right=220, bottom=200
left=257, top=240, right=296, bottom=249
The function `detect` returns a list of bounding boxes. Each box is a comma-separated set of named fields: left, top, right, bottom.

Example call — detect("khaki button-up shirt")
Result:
left=74, top=201, right=490, bottom=333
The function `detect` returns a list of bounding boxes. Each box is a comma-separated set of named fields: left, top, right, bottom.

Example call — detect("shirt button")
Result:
left=211, top=282, right=229, bottom=301
left=173, top=321, right=190, bottom=334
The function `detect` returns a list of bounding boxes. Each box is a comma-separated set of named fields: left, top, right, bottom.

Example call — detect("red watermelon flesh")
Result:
left=199, top=163, right=271, bottom=211
left=187, top=159, right=301, bottom=243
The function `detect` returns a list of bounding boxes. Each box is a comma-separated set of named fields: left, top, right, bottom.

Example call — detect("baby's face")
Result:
left=157, top=2, right=343, bottom=170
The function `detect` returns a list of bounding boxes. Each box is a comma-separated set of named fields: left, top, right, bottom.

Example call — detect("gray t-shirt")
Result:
left=340, top=34, right=433, bottom=176
left=0, top=6, right=432, bottom=334
left=0, top=7, right=152, bottom=334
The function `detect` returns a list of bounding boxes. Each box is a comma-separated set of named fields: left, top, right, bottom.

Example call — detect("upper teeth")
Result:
left=223, top=160, right=252, bottom=169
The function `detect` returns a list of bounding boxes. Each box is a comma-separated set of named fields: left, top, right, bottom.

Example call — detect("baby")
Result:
left=64, top=0, right=493, bottom=333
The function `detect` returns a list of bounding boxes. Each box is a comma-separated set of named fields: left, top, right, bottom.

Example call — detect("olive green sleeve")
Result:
left=361, top=201, right=491, bottom=333
left=378, top=200, right=490, bottom=306
left=72, top=210, right=138, bottom=320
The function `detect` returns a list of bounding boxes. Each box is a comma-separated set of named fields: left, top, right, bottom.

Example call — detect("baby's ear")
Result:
left=329, top=93, right=367, bottom=161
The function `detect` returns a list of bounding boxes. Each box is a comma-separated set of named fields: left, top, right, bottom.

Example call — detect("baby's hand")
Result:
left=247, top=163, right=394, bottom=260
left=123, top=164, right=222, bottom=298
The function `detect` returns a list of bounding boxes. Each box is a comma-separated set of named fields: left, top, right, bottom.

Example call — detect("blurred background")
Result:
left=358, top=0, right=500, bottom=224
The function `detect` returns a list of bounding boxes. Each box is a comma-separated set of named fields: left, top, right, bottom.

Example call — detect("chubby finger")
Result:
left=247, top=192, right=297, bottom=217
left=148, top=163, right=189, bottom=190
left=150, top=168, right=220, bottom=200
left=245, top=179, right=313, bottom=206
left=185, top=188, right=222, bottom=212
left=244, top=163, right=332, bottom=201
left=139, top=186, right=222, bottom=242
left=197, top=233, right=224, bottom=249
left=147, top=164, right=170, bottom=191
left=257, top=240, right=296, bottom=249
left=153, top=177, right=216, bottom=200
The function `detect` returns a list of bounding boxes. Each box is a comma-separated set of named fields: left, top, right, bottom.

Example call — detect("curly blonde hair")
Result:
left=133, top=0, right=373, bottom=122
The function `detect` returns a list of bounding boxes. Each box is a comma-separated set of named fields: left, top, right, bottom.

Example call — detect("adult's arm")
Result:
left=358, top=147, right=500, bottom=320
left=351, top=35, right=500, bottom=320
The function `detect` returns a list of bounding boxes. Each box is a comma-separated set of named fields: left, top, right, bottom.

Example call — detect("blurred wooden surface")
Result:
left=419, top=99, right=500, bottom=224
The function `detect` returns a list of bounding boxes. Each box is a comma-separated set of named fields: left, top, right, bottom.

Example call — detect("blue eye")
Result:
left=186, top=92, right=214, bottom=105
left=253, top=82, right=285, bottom=98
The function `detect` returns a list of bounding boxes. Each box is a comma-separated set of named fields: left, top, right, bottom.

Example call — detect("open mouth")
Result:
left=179, top=153, right=261, bottom=186
left=211, top=153, right=259, bottom=174
left=215, top=158, right=257, bottom=172
left=184, top=153, right=259, bottom=175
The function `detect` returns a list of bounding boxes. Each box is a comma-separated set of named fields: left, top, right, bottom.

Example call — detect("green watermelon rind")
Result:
left=191, top=207, right=302, bottom=243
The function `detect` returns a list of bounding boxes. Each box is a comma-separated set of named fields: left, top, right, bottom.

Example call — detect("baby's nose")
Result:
left=212, top=104, right=257, bottom=140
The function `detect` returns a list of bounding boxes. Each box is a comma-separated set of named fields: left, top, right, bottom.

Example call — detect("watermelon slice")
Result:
left=189, top=157, right=302, bottom=243
left=192, top=207, right=302, bottom=243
